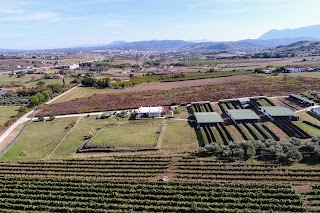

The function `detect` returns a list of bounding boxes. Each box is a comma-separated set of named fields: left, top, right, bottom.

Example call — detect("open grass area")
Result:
left=23, top=77, right=73, bottom=88
left=293, top=121, right=320, bottom=137
left=160, top=120, right=198, bottom=153
left=0, top=106, right=20, bottom=128
left=88, top=125, right=160, bottom=147
left=298, top=111, right=320, bottom=126
left=50, top=86, right=113, bottom=104
left=0, top=118, right=75, bottom=161
left=49, top=117, right=106, bottom=159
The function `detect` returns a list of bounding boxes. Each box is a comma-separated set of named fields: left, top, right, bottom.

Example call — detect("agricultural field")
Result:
left=0, top=156, right=320, bottom=212
left=35, top=76, right=320, bottom=116
left=88, top=125, right=161, bottom=147
left=0, top=106, right=20, bottom=128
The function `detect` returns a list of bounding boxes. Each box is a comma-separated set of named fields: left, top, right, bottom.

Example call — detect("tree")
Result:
left=37, top=81, right=46, bottom=87
left=29, top=95, right=40, bottom=106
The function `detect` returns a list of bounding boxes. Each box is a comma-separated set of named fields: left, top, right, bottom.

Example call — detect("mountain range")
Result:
left=1, top=24, right=320, bottom=53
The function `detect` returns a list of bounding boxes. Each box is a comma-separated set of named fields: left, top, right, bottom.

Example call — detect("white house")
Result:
left=136, top=106, right=163, bottom=119
left=285, top=66, right=305, bottom=73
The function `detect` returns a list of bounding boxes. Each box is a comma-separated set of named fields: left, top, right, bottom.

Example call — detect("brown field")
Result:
left=112, top=75, right=263, bottom=93
left=35, top=76, right=320, bottom=116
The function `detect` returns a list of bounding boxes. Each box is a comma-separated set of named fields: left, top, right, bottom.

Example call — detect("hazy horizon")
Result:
left=1, top=0, right=320, bottom=49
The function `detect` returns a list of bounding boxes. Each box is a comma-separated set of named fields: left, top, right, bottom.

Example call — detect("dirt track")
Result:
left=113, top=75, right=263, bottom=93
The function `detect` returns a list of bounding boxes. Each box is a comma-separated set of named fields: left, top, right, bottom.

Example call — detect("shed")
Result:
left=258, top=106, right=298, bottom=121
left=289, top=94, right=315, bottom=107
left=194, top=112, right=223, bottom=124
left=226, top=109, right=260, bottom=123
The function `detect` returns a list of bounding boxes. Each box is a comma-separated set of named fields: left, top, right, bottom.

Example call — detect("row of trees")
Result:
left=204, top=136, right=320, bottom=165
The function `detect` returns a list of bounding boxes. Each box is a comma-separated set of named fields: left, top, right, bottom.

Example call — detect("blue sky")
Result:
left=0, top=0, right=320, bottom=49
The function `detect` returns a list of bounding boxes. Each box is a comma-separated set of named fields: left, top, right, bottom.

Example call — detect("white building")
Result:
left=136, top=106, right=163, bottom=119
left=311, top=107, right=320, bottom=116
left=285, top=66, right=305, bottom=73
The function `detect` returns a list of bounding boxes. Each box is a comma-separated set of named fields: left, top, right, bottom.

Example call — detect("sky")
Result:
left=0, top=0, right=320, bottom=49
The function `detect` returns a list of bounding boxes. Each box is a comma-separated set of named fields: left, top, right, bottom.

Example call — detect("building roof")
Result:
left=194, top=112, right=223, bottom=124
left=312, top=107, right=320, bottom=113
left=226, top=109, right=260, bottom=120
left=289, top=94, right=315, bottom=105
left=138, top=106, right=163, bottom=114
left=259, top=106, right=296, bottom=117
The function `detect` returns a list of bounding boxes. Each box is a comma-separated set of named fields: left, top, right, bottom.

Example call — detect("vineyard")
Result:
left=0, top=156, right=319, bottom=212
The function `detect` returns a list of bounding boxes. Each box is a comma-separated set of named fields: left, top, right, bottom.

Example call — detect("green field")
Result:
left=293, top=121, right=320, bottom=137
left=23, top=77, right=73, bottom=88
left=0, top=106, right=20, bottom=128
left=49, top=116, right=106, bottom=159
left=88, top=125, right=160, bottom=147
left=50, top=86, right=113, bottom=104
left=0, top=117, right=76, bottom=161
left=160, top=120, right=198, bottom=153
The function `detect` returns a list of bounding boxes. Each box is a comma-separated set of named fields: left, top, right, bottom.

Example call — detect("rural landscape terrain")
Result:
left=1, top=0, right=320, bottom=212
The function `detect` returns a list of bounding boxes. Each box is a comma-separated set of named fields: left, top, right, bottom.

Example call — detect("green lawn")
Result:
left=88, top=125, right=160, bottom=147
left=0, top=106, right=20, bottom=127
left=23, top=77, right=73, bottom=88
left=50, top=117, right=106, bottom=159
left=50, top=87, right=113, bottom=104
left=293, top=121, right=320, bottom=137
left=160, top=120, right=198, bottom=153
left=0, top=117, right=76, bottom=161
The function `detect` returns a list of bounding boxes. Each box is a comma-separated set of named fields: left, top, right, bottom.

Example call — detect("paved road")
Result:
left=0, top=85, right=78, bottom=146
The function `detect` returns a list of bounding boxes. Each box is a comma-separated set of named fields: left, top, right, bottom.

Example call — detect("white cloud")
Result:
left=3, top=9, right=24, bottom=14
left=105, top=19, right=125, bottom=28
left=2, top=12, right=60, bottom=22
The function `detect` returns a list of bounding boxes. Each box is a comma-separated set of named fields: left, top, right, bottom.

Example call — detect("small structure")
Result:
left=311, top=106, right=320, bottom=116
left=289, top=94, right=315, bottom=107
left=226, top=109, right=260, bottom=123
left=262, top=68, right=277, bottom=74
left=194, top=112, right=223, bottom=128
left=285, top=66, right=305, bottom=73
left=258, top=106, right=299, bottom=121
left=51, top=74, right=64, bottom=79
left=136, top=106, right=163, bottom=119
left=0, top=88, right=18, bottom=95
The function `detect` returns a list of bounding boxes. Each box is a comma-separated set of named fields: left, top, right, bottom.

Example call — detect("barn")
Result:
left=226, top=109, right=260, bottom=124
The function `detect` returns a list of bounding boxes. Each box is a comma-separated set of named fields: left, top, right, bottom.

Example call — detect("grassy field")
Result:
left=49, top=116, right=106, bottom=159
left=0, top=106, right=20, bottom=128
left=160, top=120, right=198, bottom=153
left=293, top=121, right=320, bottom=137
left=50, top=87, right=113, bottom=104
left=88, top=125, right=160, bottom=147
left=0, top=118, right=75, bottom=161
left=22, top=77, right=73, bottom=88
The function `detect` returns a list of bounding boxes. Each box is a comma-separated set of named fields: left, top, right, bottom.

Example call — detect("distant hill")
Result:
left=106, top=40, right=193, bottom=51
left=271, top=40, right=320, bottom=52
left=259, top=24, right=320, bottom=40
left=179, top=38, right=314, bottom=52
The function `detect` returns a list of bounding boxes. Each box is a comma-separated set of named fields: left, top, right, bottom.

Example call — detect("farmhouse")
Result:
left=258, top=106, right=299, bottom=121
left=226, top=109, right=260, bottom=123
left=311, top=107, right=320, bottom=116
left=194, top=112, right=223, bottom=128
left=136, top=106, right=163, bottom=119
left=285, top=65, right=306, bottom=73
left=289, top=94, right=315, bottom=107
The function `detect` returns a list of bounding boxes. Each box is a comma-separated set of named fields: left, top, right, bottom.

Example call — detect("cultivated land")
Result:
left=0, top=57, right=320, bottom=212
left=36, top=76, right=320, bottom=116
